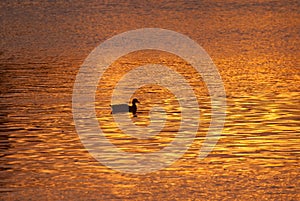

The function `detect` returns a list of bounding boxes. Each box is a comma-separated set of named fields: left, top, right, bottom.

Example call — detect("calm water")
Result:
left=1, top=0, right=299, bottom=200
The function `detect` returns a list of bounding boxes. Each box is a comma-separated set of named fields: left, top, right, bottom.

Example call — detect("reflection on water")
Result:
left=1, top=0, right=299, bottom=200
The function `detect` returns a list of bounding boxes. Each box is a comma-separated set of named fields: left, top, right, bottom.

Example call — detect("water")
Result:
left=1, top=0, right=299, bottom=200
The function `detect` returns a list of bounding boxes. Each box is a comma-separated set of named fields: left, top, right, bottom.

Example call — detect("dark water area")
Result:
left=0, top=0, right=299, bottom=200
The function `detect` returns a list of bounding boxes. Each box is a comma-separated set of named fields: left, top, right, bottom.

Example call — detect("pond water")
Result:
left=0, top=0, right=299, bottom=200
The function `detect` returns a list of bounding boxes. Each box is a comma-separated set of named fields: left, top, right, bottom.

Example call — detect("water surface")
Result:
left=0, top=0, right=299, bottom=200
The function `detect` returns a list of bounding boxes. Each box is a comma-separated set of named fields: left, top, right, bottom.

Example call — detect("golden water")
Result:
left=0, top=1, right=299, bottom=200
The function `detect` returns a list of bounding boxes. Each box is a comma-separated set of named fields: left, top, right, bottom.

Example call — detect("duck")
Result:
left=111, top=98, right=140, bottom=117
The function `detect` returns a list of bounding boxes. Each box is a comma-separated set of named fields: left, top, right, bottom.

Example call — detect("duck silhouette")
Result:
left=111, top=98, right=140, bottom=117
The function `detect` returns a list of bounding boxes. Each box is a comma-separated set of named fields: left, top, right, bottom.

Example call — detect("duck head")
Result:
left=132, top=98, right=140, bottom=104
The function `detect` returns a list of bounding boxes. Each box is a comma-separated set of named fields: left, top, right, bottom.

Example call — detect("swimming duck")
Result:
left=111, top=98, right=140, bottom=116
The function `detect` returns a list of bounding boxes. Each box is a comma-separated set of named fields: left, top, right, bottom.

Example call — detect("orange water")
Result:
left=0, top=1, right=299, bottom=200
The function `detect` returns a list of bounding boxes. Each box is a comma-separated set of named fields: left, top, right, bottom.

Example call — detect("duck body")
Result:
left=111, top=98, right=140, bottom=116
